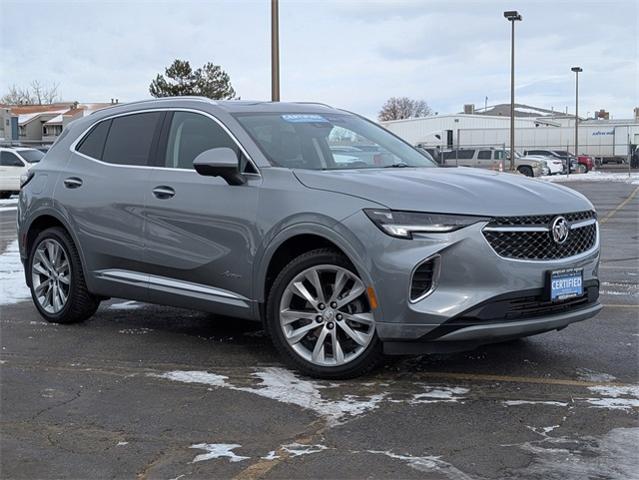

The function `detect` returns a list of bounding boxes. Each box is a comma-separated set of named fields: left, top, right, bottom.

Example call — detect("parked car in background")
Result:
left=525, top=149, right=580, bottom=173
left=577, top=154, right=595, bottom=172
left=17, top=98, right=601, bottom=378
left=523, top=154, right=563, bottom=175
left=440, top=148, right=544, bottom=177
left=0, top=147, right=45, bottom=198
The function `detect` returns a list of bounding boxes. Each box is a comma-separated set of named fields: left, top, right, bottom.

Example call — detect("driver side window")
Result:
left=164, top=112, right=243, bottom=170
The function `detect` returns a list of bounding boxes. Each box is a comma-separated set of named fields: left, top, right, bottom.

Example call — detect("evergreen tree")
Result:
left=149, top=59, right=236, bottom=99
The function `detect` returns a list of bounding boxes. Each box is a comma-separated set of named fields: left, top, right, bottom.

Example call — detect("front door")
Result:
left=144, top=111, right=261, bottom=318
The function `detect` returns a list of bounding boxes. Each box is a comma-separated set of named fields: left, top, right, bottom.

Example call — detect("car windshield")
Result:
left=234, top=112, right=436, bottom=170
left=19, top=149, right=45, bottom=163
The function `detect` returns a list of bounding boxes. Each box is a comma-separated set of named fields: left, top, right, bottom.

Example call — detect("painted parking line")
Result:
left=602, top=304, right=639, bottom=309
left=599, top=186, right=639, bottom=224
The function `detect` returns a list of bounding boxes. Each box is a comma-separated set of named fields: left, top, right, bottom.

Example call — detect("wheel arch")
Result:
left=255, top=223, right=373, bottom=306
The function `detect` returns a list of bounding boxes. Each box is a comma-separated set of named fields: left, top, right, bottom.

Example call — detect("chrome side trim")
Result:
left=69, top=108, right=260, bottom=176
left=408, top=254, right=441, bottom=304
left=95, top=269, right=248, bottom=303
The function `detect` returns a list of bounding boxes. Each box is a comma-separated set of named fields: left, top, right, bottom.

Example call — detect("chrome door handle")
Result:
left=152, top=186, right=175, bottom=199
left=63, top=177, right=83, bottom=189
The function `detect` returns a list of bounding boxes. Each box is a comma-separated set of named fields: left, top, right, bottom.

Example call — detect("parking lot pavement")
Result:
left=1, top=182, right=637, bottom=480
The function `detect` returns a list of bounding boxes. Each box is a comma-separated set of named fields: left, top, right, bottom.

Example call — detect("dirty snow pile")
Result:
left=542, top=171, right=639, bottom=184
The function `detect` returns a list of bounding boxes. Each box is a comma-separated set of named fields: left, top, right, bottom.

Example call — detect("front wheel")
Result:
left=517, top=166, right=534, bottom=177
left=28, top=227, right=100, bottom=324
left=266, top=248, right=384, bottom=379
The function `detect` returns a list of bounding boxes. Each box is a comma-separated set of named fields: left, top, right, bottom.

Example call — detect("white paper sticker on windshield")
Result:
left=281, top=114, right=329, bottom=123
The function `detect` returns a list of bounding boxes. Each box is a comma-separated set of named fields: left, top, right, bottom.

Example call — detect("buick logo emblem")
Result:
left=551, top=216, right=569, bottom=244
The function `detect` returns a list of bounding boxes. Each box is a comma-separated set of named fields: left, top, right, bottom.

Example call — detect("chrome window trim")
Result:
left=408, top=254, right=441, bottom=304
left=69, top=107, right=261, bottom=176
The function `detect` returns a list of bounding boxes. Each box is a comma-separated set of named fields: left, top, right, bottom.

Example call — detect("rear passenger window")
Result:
left=77, top=120, right=111, bottom=160
left=456, top=150, right=475, bottom=160
left=102, top=112, right=162, bottom=166
left=164, top=112, right=239, bottom=170
left=477, top=150, right=492, bottom=160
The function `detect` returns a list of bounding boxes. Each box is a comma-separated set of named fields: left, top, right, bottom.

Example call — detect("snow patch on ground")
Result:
left=151, top=371, right=229, bottom=388
left=407, top=386, right=469, bottom=404
left=582, top=385, right=639, bottom=411
left=542, top=171, right=639, bottom=184
left=368, top=450, right=474, bottom=480
left=511, top=428, right=639, bottom=480
left=576, top=368, right=617, bottom=383
left=118, top=328, right=153, bottom=335
left=504, top=400, right=569, bottom=407
left=281, top=443, right=328, bottom=457
left=150, top=367, right=387, bottom=426
left=190, top=443, right=249, bottom=463
left=109, top=300, right=144, bottom=310
left=0, top=240, right=31, bottom=305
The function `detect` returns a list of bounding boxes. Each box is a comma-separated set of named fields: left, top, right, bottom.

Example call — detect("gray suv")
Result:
left=17, top=97, right=601, bottom=378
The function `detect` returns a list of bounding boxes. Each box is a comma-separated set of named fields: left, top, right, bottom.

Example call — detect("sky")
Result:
left=1, top=0, right=637, bottom=120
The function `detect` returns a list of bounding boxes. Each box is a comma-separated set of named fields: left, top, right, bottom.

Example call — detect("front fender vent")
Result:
left=410, top=256, right=439, bottom=302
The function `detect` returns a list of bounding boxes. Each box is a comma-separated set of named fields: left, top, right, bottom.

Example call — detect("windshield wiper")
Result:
left=384, top=162, right=410, bottom=168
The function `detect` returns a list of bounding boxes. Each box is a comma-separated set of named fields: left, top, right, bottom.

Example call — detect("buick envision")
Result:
left=17, top=98, right=601, bottom=378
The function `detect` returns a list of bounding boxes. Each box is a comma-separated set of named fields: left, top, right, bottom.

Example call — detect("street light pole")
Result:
left=504, top=11, right=522, bottom=171
left=271, top=0, right=280, bottom=102
left=571, top=67, right=582, bottom=174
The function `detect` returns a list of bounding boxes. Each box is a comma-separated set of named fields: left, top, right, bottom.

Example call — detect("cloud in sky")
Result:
left=1, top=0, right=636, bottom=120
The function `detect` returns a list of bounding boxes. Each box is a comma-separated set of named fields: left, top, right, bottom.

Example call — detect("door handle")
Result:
left=152, top=186, right=175, bottom=199
left=63, top=177, right=83, bottom=189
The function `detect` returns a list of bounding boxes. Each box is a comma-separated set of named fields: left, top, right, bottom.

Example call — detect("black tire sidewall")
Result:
left=266, top=249, right=382, bottom=379
left=28, top=228, right=79, bottom=322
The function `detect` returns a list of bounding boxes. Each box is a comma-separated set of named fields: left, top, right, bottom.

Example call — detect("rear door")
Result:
left=60, top=111, right=165, bottom=300
left=144, top=110, right=260, bottom=317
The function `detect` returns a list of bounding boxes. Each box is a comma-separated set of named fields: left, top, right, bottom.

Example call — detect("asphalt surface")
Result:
left=1, top=180, right=638, bottom=480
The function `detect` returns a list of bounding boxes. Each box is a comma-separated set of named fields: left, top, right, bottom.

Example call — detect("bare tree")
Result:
left=378, top=97, right=432, bottom=121
left=1, top=82, right=60, bottom=105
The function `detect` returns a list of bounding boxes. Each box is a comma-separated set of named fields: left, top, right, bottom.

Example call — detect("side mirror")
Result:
left=193, top=147, right=246, bottom=185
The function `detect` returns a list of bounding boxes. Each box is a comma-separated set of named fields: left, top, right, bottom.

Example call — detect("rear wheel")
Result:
left=28, top=227, right=100, bottom=324
left=266, top=248, right=384, bottom=379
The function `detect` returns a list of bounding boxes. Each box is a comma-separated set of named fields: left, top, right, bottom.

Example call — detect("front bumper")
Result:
left=340, top=211, right=601, bottom=350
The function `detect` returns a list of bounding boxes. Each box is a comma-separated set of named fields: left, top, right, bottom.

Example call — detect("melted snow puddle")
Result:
left=0, top=240, right=31, bottom=305
left=151, top=367, right=387, bottom=426
left=190, top=443, right=249, bottom=463
left=576, top=368, right=617, bottom=383
left=511, top=427, right=639, bottom=480
left=368, top=450, right=474, bottom=480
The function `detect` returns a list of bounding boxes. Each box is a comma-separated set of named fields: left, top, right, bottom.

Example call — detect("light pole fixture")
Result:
left=504, top=10, right=522, bottom=171
left=571, top=66, right=582, bottom=174
left=271, top=0, right=280, bottom=102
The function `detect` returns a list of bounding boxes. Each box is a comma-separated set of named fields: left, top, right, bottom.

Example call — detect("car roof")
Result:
left=89, top=97, right=342, bottom=116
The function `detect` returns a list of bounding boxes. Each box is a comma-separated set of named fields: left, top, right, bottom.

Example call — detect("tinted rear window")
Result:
left=77, top=120, right=111, bottom=159
left=102, top=112, right=162, bottom=166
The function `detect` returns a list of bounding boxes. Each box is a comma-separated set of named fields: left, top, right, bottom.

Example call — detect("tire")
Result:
left=28, top=227, right=100, bottom=324
left=266, top=248, right=384, bottom=379
left=0, top=192, right=11, bottom=199
left=518, top=166, right=534, bottom=177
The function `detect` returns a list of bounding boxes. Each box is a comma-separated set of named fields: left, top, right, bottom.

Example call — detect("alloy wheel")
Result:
left=31, top=239, right=71, bottom=314
left=279, top=264, right=375, bottom=367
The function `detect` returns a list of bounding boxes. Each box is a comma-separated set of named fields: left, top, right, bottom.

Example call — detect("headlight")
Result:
left=364, top=209, right=490, bottom=239
left=20, top=171, right=34, bottom=188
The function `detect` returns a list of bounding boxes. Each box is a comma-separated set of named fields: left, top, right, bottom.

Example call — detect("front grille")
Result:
left=483, top=211, right=597, bottom=260
left=410, top=257, right=438, bottom=301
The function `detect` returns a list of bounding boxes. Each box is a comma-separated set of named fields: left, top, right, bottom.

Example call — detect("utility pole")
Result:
left=571, top=67, right=582, bottom=175
left=271, top=0, right=280, bottom=102
left=504, top=11, right=522, bottom=171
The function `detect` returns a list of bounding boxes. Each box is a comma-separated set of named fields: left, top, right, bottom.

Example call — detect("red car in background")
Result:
left=578, top=154, right=595, bottom=172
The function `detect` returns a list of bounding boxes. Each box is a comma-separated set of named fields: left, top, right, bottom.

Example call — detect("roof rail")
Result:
left=293, top=101, right=333, bottom=109
left=89, top=96, right=217, bottom=114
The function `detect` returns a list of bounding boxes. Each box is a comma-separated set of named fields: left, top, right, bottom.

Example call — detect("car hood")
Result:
left=293, top=167, right=592, bottom=216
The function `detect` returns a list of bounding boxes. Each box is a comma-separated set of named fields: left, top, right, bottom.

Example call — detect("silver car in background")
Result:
left=17, top=98, right=601, bottom=378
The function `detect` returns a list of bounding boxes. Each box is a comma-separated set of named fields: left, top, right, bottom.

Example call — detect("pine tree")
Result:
left=149, top=59, right=236, bottom=99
